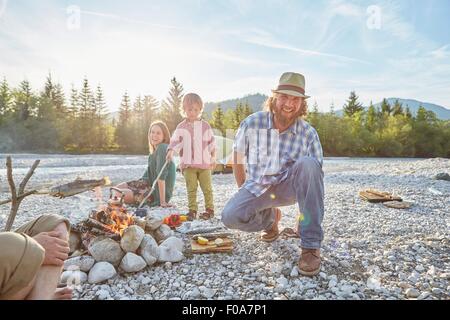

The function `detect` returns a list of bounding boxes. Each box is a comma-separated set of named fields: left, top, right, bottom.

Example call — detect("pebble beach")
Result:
left=1, top=155, right=449, bottom=300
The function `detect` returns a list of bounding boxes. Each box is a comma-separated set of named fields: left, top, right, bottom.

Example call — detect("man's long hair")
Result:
left=263, top=94, right=308, bottom=118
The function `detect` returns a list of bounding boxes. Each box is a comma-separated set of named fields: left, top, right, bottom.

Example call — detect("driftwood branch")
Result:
left=3, top=157, right=40, bottom=232
left=4, top=156, right=18, bottom=232
left=18, top=160, right=40, bottom=195
left=0, top=190, right=37, bottom=206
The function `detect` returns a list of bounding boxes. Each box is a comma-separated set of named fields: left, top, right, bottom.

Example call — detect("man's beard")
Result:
left=273, top=104, right=302, bottom=128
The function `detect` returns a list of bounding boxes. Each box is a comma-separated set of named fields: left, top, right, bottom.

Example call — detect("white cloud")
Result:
left=238, top=29, right=371, bottom=65
left=430, top=44, right=450, bottom=59
left=331, top=0, right=363, bottom=17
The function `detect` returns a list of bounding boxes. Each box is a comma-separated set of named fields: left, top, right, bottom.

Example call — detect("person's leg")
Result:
left=198, top=169, right=214, bottom=213
left=0, top=232, right=44, bottom=300
left=287, top=156, right=324, bottom=276
left=6, top=276, right=37, bottom=300
left=289, top=156, right=325, bottom=249
left=183, top=168, right=199, bottom=212
left=26, top=221, right=69, bottom=299
left=221, top=182, right=296, bottom=233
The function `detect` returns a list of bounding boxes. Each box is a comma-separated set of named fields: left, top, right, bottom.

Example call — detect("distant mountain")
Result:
left=204, top=93, right=268, bottom=115
left=336, top=98, right=450, bottom=120
left=107, top=96, right=450, bottom=122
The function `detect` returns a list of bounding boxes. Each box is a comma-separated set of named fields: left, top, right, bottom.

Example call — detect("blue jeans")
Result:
left=221, top=156, right=324, bottom=249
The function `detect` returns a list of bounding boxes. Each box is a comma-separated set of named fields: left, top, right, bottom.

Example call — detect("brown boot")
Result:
left=260, top=208, right=281, bottom=242
left=199, top=208, right=214, bottom=220
left=186, top=210, right=197, bottom=221
left=298, top=248, right=321, bottom=276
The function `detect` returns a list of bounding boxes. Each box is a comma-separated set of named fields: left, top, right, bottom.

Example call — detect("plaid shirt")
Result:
left=233, top=111, right=323, bottom=197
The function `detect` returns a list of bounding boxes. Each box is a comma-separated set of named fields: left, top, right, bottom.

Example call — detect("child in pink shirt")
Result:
left=166, top=93, right=216, bottom=220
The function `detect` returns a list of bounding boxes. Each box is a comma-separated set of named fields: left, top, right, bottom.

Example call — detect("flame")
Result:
left=106, top=208, right=134, bottom=236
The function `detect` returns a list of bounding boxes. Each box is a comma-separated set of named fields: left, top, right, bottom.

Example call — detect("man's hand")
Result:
left=166, top=149, right=174, bottom=162
left=233, top=151, right=246, bottom=188
left=33, top=231, right=70, bottom=266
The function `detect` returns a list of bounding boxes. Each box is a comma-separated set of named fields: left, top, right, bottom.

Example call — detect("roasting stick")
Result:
left=137, top=160, right=169, bottom=209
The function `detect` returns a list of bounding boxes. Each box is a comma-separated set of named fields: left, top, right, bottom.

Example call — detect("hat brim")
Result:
left=272, top=89, right=310, bottom=99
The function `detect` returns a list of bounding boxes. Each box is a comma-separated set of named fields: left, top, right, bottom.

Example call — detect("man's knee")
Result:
left=293, top=157, right=322, bottom=176
left=53, top=222, right=69, bottom=240
left=15, top=213, right=70, bottom=237
left=221, top=202, right=240, bottom=228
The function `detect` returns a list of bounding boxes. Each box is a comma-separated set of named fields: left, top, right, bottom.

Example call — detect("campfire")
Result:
left=71, top=190, right=143, bottom=249
left=63, top=187, right=187, bottom=286
left=92, top=204, right=134, bottom=236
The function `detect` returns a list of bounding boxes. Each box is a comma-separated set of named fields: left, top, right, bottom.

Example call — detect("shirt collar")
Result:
left=268, top=112, right=301, bottom=135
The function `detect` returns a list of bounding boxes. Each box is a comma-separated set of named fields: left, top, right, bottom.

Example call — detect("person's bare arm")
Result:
left=233, top=151, right=246, bottom=188
left=33, top=231, right=70, bottom=266
left=158, top=179, right=172, bottom=207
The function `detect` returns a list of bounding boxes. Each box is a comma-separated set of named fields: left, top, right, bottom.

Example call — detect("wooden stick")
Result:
left=84, top=218, right=116, bottom=234
left=3, top=157, right=40, bottom=231
left=4, top=156, right=18, bottom=232
left=18, top=160, right=40, bottom=195
left=0, top=190, right=37, bottom=206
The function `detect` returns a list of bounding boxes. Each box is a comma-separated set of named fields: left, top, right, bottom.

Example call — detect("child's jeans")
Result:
left=183, top=168, right=214, bottom=212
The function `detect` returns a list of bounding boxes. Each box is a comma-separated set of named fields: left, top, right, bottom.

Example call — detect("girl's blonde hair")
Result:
left=148, top=120, right=171, bottom=154
left=180, top=93, right=203, bottom=117
left=263, top=93, right=308, bottom=118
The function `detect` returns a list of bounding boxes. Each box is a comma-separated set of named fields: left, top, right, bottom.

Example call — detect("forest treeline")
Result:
left=0, top=75, right=448, bottom=157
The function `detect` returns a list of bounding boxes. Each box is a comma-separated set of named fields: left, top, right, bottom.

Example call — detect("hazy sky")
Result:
left=1, top=0, right=449, bottom=112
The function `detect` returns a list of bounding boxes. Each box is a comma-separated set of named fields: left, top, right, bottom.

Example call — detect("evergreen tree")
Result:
left=93, top=85, right=109, bottom=150
left=404, top=106, right=412, bottom=119
left=160, top=77, right=184, bottom=132
left=142, top=95, right=159, bottom=130
left=40, top=73, right=65, bottom=120
left=343, top=91, right=364, bottom=117
left=242, top=101, right=253, bottom=119
left=392, top=99, right=403, bottom=116
left=52, top=84, right=66, bottom=115
left=44, top=73, right=54, bottom=99
left=0, top=77, right=12, bottom=118
left=381, top=98, right=391, bottom=115
left=77, top=78, right=96, bottom=149
left=94, top=85, right=108, bottom=119
left=15, top=80, right=35, bottom=121
left=132, top=95, right=146, bottom=153
left=308, top=101, right=320, bottom=127
left=78, top=78, right=95, bottom=119
left=116, top=91, right=133, bottom=151
left=416, top=106, right=426, bottom=122
left=68, top=85, right=79, bottom=116
left=224, top=109, right=236, bottom=131
left=366, top=101, right=377, bottom=131
left=233, top=102, right=244, bottom=129
left=210, top=104, right=226, bottom=136
left=413, top=106, right=441, bottom=157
